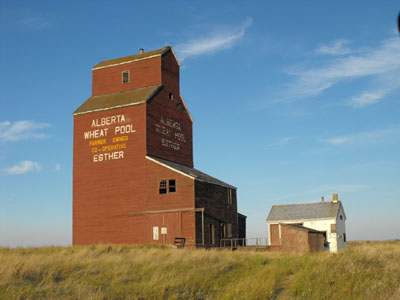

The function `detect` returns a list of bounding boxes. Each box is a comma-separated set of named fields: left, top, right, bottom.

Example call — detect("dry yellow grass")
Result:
left=0, top=241, right=399, bottom=300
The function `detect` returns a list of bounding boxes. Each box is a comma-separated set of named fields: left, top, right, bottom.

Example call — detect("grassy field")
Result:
left=1, top=241, right=399, bottom=300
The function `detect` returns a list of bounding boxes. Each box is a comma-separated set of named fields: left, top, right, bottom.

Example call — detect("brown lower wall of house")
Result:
left=269, top=224, right=280, bottom=245
left=308, top=232, right=324, bottom=252
left=280, top=225, right=310, bottom=253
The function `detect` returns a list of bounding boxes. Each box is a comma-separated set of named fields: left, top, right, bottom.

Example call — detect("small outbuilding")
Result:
left=267, top=194, right=346, bottom=252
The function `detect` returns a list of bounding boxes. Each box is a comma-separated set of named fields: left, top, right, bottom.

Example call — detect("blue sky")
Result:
left=1, top=1, right=399, bottom=247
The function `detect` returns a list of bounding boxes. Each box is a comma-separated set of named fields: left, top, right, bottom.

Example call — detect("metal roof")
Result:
left=73, top=85, right=162, bottom=115
left=92, top=46, right=172, bottom=70
left=267, top=201, right=343, bottom=222
left=146, top=156, right=237, bottom=189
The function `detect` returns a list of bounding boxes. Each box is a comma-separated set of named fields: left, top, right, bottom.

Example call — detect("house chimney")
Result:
left=332, top=193, right=339, bottom=203
left=321, top=196, right=324, bottom=202
left=139, top=48, right=144, bottom=54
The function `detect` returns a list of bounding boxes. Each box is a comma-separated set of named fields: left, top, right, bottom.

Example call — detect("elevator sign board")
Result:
left=83, top=114, right=136, bottom=162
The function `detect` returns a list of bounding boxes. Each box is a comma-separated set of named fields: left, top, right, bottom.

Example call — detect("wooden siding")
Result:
left=73, top=105, right=147, bottom=245
left=92, top=56, right=162, bottom=96
left=280, top=224, right=309, bottom=253
left=269, top=224, right=280, bottom=245
left=144, top=158, right=196, bottom=246
left=161, top=50, right=180, bottom=98
left=308, top=232, right=324, bottom=252
left=238, top=214, right=246, bottom=239
left=146, top=88, right=193, bottom=167
left=194, top=181, right=238, bottom=247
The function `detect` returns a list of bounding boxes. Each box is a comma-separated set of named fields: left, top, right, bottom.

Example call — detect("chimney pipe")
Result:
left=332, top=193, right=339, bottom=203
left=139, top=48, right=144, bottom=54
left=321, top=196, right=324, bottom=202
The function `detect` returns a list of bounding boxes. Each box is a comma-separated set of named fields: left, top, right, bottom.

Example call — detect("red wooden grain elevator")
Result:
left=73, top=46, right=246, bottom=247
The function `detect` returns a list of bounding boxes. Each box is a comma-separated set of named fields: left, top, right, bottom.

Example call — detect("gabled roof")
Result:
left=92, top=46, right=179, bottom=70
left=267, top=201, right=345, bottom=222
left=73, top=85, right=162, bottom=115
left=146, top=156, right=236, bottom=189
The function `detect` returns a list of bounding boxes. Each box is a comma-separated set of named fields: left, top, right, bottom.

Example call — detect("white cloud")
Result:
left=176, top=17, right=253, bottom=61
left=0, top=120, right=50, bottom=142
left=323, top=136, right=350, bottom=145
left=285, top=35, right=400, bottom=105
left=55, top=163, right=61, bottom=172
left=322, top=125, right=400, bottom=146
left=265, top=136, right=294, bottom=148
left=17, top=17, right=51, bottom=30
left=314, top=39, right=353, bottom=55
left=4, top=161, right=41, bottom=175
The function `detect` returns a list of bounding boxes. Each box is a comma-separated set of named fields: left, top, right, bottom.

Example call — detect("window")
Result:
left=169, top=179, right=176, bottom=193
left=343, top=233, right=347, bottom=242
left=220, top=223, right=226, bottom=238
left=340, top=215, right=343, bottom=220
left=159, top=180, right=167, bottom=194
left=168, top=92, right=174, bottom=101
left=122, top=71, right=130, bottom=83
left=159, top=179, right=176, bottom=194
left=227, top=223, right=232, bottom=238
left=227, top=189, right=232, bottom=205
left=331, top=224, right=337, bottom=233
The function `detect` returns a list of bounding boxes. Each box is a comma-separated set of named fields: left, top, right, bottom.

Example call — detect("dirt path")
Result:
left=274, top=274, right=295, bottom=300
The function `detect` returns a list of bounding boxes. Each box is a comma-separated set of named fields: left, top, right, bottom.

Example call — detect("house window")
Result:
left=168, top=92, right=173, bottom=101
left=220, top=223, right=226, bottom=238
left=122, top=71, right=130, bottom=83
left=227, top=223, right=232, bottom=238
left=343, top=233, right=347, bottom=242
left=227, top=189, right=232, bottom=205
left=331, top=224, right=337, bottom=233
left=340, top=215, right=343, bottom=220
left=169, top=179, right=176, bottom=193
left=159, top=180, right=167, bottom=194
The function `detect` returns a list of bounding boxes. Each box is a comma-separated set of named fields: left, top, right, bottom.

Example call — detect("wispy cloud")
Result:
left=321, top=125, right=400, bottom=146
left=4, top=161, right=41, bottom=175
left=55, top=163, right=61, bottom=172
left=17, top=17, right=51, bottom=30
left=265, top=136, right=294, bottom=149
left=285, top=35, right=400, bottom=106
left=314, top=39, right=353, bottom=55
left=323, top=136, right=350, bottom=145
left=176, top=17, right=253, bottom=61
left=0, top=120, right=50, bottom=142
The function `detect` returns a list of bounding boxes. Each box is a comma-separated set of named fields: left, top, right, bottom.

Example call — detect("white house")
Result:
left=266, top=194, right=346, bottom=252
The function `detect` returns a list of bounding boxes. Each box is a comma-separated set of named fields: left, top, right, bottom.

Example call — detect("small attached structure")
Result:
left=267, top=194, right=346, bottom=252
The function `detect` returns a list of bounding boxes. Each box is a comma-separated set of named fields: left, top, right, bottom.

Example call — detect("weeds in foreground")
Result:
left=0, top=241, right=399, bottom=300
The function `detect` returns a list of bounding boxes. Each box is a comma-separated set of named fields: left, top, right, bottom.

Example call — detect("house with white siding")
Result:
left=267, top=194, right=346, bottom=252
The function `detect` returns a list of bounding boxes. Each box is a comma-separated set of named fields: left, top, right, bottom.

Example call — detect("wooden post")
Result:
left=202, top=210, right=205, bottom=246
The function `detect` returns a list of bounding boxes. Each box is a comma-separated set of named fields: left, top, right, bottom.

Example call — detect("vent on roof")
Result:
left=139, top=48, right=144, bottom=54
left=321, top=196, right=324, bottom=202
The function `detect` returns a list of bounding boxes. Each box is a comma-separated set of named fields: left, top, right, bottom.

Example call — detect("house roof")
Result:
left=267, top=201, right=344, bottom=222
left=92, top=46, right=175, bottom=70
left=73, top=85, right=162, bottom=115
left=146, top=156, right=237, bottom=189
